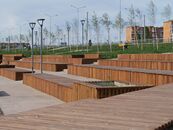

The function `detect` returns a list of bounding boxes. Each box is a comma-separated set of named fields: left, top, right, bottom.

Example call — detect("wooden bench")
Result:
left=73, top=81, right=152, bottom=101
left=2, top=54, right=23, bottom=65
left=84, top=53, right=101, bottom=59
left=15, top=61, right=69, bottom=72
left=21, top=55, right=98, bottom=65
left=23, top=73, right=152, bottom=102
left=99, top=59, right=173, bottom=71
left=118, top=53, right=173, bottom=61
left=1, top=68, right=33, bottom=81
left=0, top=65, right=15, bottom=75
left=23, top=73, right=76, bottom=102
left=68, top=64, right=173, bottom=86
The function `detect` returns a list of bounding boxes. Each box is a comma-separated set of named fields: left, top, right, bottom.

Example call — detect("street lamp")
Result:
left=71, top=5, right=86, bottom=48
left=29, top=22, right=36, bottom=73
left=45, top=14, right=58, bottom=45
left=37, top=19, right=45, bottom=74
left=81, top=20, right=85, bottom=48
left=67, top=25, right=71, bottom=51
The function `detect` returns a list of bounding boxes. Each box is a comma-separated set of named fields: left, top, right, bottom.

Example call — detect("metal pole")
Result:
left=77, top=9, right=79, bottom=50
left=19, top=26, right=22, bottom=51
left=86, top=12, right=89, bottom=52
left=68, top=30, right=70, bottom=50
left=40, top=25, right=43, bottom=74
left=31, top=28, right=34, bottom=73
left=82, top=23, right=84, bottom=47
left=68, top=29, right=71, bottom=51
left=81, top=20, right=85, bottom=49
left=29, top=22, right=36, bottom=73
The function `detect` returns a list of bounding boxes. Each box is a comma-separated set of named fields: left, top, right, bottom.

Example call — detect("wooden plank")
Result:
left=0, top=84, right=173, bottom=130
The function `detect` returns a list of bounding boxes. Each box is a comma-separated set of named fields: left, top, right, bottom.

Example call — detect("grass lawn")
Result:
left=1, top=43, right=173, bottom=59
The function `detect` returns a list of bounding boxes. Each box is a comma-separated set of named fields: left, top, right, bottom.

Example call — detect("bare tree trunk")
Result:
left=108, top=28, right=112, bottom=52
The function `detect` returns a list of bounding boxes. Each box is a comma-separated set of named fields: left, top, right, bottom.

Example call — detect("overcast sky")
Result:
left=0, top=0, right=172, bottom=41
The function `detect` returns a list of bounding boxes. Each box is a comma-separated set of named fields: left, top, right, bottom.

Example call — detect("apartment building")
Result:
left=126, top=26, right=163, bottom=43
left=163, top=20, right=173, bottom=43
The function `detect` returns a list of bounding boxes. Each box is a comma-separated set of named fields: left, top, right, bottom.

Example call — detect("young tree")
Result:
left=72, top=18, right=79, bottom=50
left=55, top=25, right=63, bottom=45
left=43, top=27, right=49, bottom=45
left=147, top=0, right=157, bottom=26
left=161, top=4, right=172, bottom=21
left=101, top=13, right=112, bottom=51
left=127, top=5, right=136, bottom=26
left=113, top=12, right=126, bottom=43
left=135, top=8, right=143, bottom=26
left=135, top=8, right=144, bottom=49
left=91, top=12, right=100, bottom=52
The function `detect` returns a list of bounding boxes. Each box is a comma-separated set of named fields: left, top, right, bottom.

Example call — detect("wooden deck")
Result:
left=0, top=83, right=173, bottom=130
left=68, top=64, right=173, bottom=86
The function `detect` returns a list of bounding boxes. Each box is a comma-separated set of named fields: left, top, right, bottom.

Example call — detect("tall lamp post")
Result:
left=37, top=19, right=45, bottom=74
left=81, top=20, right=85, bottom=48
left=71, top=5, right=86, bottom=49
left=67, top=25, right=71, bottom=51
left=45, top=14, right=58, bottom=45
left=29, top=22, right=36, bottom=73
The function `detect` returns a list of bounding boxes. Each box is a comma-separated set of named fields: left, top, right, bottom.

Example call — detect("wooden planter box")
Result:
left=1, top=68, right=33, bottom=81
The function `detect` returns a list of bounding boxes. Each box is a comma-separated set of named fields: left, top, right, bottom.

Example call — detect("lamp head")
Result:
left=81, top=20, right=85, bottom=25
left=37, top=19, right=45, bottom=26
left=29, top=22, right=36, bottom=29
left=67, top=25, right=71, bottom=31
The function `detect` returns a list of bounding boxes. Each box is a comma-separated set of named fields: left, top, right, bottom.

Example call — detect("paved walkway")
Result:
left=0, top=76, right=63, bottom=115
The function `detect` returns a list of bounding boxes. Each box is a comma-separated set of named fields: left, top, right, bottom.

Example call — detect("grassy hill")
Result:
left=1, top=43, right=173, bottom=59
